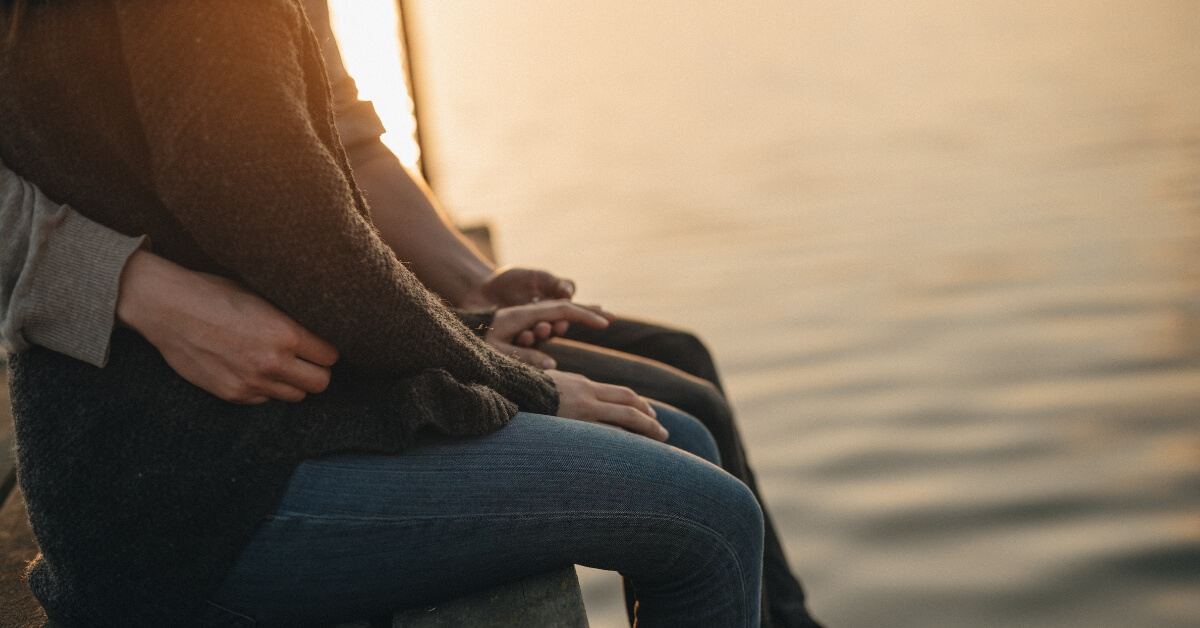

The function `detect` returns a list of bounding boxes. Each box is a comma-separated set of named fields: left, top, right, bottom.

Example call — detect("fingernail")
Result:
left=659, top=427, right=670, bottom=439
left=542, top=358, right=556, bottom=369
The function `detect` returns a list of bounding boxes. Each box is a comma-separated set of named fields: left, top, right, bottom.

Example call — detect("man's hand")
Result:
left=116, top=251, right=339, bottom=404
left=484, top=300, right=614, bottom=369
left=545, top=369, right=668, bottom=441
left=458, top=266, right=576, bottom=309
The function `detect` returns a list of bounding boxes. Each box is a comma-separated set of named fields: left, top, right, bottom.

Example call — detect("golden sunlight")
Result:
left=328, top=0, right=421, bottom=169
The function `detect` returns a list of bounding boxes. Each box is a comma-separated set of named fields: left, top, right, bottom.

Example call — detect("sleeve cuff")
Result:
left=20, top=208, right=147, bottom=367
left=334, top=97, right=388, bottom=152
left=452, top=309, right=496, bottom=339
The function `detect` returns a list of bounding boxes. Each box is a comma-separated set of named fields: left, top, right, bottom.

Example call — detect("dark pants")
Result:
left=551, top=318, right=825, bottom=628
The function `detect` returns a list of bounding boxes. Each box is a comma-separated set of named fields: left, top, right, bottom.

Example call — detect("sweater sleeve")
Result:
left=0, top=158, right=147, bottom=367
left=113, top=0, right=556, bottom=414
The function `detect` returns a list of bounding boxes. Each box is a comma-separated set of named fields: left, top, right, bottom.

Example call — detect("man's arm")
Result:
left=302, top=0, right=574, bottom=308
left=0, top=158, right=338, bottom=403
left=116, top=251, right=338, bottom=404
left=348, top=151, right=577, bottom=308
left=348, top=152, right=496, bottom=305
left=0, top=156, right=340, bottom=403
left=0, top=156, right=146, bottom=367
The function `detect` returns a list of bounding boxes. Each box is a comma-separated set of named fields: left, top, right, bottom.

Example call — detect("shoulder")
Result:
left=113, top=0, right=309, bottom=55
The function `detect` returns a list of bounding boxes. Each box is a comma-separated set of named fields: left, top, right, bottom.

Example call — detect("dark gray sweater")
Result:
left=0, top=1, right=558, bottom=625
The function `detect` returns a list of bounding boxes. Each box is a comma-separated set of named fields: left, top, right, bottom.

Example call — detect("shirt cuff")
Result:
left=21, top=209, right=147, bottom=367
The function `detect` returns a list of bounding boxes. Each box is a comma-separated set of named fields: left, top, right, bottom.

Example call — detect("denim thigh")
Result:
left=205, top=407, right=761, bottom=628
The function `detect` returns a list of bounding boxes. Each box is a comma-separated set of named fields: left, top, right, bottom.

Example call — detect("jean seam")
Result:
left=268, top=510, right=751, bottom=624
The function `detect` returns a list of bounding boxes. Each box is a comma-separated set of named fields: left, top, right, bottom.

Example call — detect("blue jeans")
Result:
left=202, top=405, right=763, bottom=627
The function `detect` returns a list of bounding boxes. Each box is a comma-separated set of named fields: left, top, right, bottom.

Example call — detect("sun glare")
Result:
left=327, top=0, right=421, bottom=169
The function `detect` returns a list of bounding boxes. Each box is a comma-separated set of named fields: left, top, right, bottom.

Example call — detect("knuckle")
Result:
left=251, top=354, right=285, bottom=377
left=621, top=406, right=644, bottom=422
left=611, top=385, right=637, bottom=401
left=271, top=325, right=302, bottom=351
left=222, top=382, right=253, bottom=403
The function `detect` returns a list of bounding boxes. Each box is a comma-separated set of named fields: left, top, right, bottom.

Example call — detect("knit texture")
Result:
left=0, top=1, right=558, bottom=625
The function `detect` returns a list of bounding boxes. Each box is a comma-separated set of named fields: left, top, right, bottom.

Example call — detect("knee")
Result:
left=691, top=382, right=735, bottom=437
left=677, top=465, right=764, bottom=579
left=720, top=472, right=763, bottom=543
left=653, top=404, right=721, bottom=466
left=641, top=329, right=723, bottom=389
left=713, top=473, right=765, bottom=588
left=668, top=330, right=715, bottom=367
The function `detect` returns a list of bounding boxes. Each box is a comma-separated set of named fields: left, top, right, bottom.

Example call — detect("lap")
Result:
left=559, top=316, right=724, bottom=390
left=542, top=337, right=750, bottom=478
left=207, top=409, right=755, bottom=627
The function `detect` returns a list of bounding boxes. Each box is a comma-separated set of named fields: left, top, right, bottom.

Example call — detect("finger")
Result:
left=495, top=301, right=610, bottom=333
left=232, top=395, right=271, bottom=405
left=294, top=328, right=339, bottom=367
left=582, top=304, right=618, bottom=323
left=525, top=303, right=609, bottom=331
left=532, top=321, right=554, bottom=341
left=503, top=344, right=557, bottom=369
left=515, top=330, right=536, bottom=347
left=594, top=403, right=669, bottom=441
left=551, top=320, right=570, bottom=336
left=258, top=380, right=309, bottom=404
left=594, top=384, right=657, bottom=418
left=276, top=357, right=334, bottom=394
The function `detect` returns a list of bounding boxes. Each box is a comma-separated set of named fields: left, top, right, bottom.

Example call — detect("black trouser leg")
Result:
left=559, top=316, right=726, bottom=392
left=544, top=327, right=825, bottom=628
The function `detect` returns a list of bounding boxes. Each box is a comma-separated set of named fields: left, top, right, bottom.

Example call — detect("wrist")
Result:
left=115, top=250, right=173, bottom=334
left=453, top=264, right=501, bottom=308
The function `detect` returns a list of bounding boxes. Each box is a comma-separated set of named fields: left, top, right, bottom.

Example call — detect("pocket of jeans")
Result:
left=195, top=599, right=257, bottom=627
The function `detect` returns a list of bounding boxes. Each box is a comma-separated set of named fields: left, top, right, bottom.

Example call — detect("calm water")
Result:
left=399, top=1, right=1200, bottom=626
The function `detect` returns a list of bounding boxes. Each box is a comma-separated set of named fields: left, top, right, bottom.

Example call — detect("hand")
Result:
left=484, top=300, right=615, bottom=369
left=116, top=251, right=339, bottom=404
left=545, top=370, right=668, bottom=441
left=458, top=266, right=576, bottom=309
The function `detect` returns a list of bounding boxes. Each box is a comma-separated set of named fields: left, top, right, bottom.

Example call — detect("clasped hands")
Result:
left=116, top=254, right=666, bottom=440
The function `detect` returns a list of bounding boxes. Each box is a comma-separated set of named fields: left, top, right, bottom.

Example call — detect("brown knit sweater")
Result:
left=0, top=1, right=557, bottom=626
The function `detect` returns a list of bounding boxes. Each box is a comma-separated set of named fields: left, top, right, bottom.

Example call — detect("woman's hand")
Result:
left=116, top=251, right=339, bottom=404
left=545, top=369, right=668, bottom=441
left=484, top=299, right=615, bottom=369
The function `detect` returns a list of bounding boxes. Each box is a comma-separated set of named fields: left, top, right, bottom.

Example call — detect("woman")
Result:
left=0, top=1, right=764, bottom=626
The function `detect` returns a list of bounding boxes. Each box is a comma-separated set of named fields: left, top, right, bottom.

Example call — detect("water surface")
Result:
left=399, top=2, right=1200, bottom=626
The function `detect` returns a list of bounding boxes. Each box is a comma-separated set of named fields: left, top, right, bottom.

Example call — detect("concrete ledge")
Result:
left=333, top=567, right=589, bottom=628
